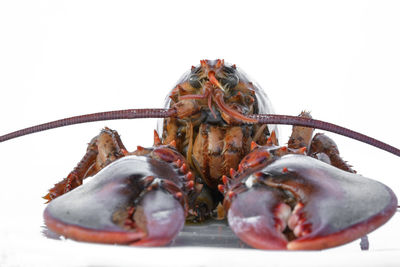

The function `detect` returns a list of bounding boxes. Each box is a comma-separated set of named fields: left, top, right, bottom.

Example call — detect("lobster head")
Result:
left=171, top=59, right=260, bottom=124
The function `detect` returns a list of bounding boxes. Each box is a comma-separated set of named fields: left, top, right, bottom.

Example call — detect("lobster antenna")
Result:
left=252, top=114, right=400, bottom=157
left=0, top=108, right=176, bottom=143
left=0, top=109, right=399, bottom=157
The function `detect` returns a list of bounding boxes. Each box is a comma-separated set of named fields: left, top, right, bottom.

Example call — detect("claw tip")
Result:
left=169, top=140, right=177, bottom=148
left=153, top=130, right=162, bottom=146
left=222, top=175, right=229, bottom=185
left=251, top=141, right=259, bottom=151
left=186, top=180, right=194, bottom=190
left=186, top=171, right=194, bottom=181
left=298, top=147, right=307, bottom=154
left=229, top=168, right=237, bottom=177
left=180, top=163, right=188, bottom=174
left=218, top=184, right=225, bottom=194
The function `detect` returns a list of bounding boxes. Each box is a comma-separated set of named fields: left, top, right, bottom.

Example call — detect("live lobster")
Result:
left=0, top=59, right=398, bottom=250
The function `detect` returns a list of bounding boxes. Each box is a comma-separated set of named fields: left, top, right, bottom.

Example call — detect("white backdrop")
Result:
left=1, top=1, right=400, bottom=266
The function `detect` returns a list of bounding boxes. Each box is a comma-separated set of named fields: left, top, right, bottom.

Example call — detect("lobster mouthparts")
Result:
left=227, top=155, right=397, bottom=250
left=44, top=155, right=188, bottom=246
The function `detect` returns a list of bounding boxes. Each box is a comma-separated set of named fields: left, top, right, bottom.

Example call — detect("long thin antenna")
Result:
left=0, top=108, right=175, bottom=143
left=251, top=114, right=400, bottom=157
left=1, top=109, right=399, bottom=158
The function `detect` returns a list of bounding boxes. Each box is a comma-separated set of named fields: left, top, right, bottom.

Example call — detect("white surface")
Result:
left=1, top=1, right=400, bottom=266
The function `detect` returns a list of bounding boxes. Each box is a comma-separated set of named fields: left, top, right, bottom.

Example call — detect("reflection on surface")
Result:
left=42, top=219, right=250, bottom=248
left=171, top=220, right=250, bottom=248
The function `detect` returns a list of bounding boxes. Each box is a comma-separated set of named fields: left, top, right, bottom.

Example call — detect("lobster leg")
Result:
left=287, top=111, right=355, bottom=173
left=287, top=111, right=314, bottom=151
left=44, top=127, right=128, bottom=201
left=308, top=133, right=355, bottom=173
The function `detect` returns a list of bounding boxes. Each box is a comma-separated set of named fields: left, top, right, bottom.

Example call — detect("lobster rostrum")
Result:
left=1, top=59, right=398, bottom=250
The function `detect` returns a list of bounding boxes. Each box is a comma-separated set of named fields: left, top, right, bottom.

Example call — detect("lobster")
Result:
left=0, top=59, right=398, bottom=250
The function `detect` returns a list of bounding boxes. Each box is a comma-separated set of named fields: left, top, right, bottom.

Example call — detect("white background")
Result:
left=0, top=1, right=400, bottom=266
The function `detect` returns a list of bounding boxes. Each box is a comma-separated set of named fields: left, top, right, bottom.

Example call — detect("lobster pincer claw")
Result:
left=44, top=147, right=193, bottom=246
left=225, top=154, right=398, bottom=250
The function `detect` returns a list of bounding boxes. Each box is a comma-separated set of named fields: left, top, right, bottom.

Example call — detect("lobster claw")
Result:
left=44, top=155, right=188, bottom=246
left=227, top=154, right=397, bottom=250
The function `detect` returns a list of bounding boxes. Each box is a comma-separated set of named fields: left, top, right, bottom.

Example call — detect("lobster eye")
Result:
left=189, top=74, right=201, bottom=88
left=220, top=66, right=239, bottom=89
left=220, top=74, right=239, bottom=89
